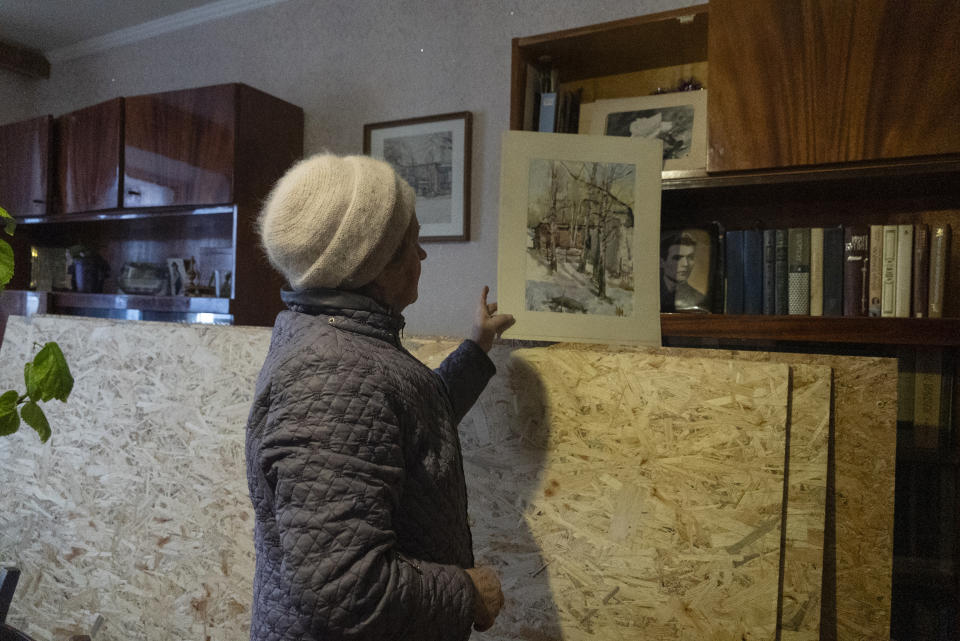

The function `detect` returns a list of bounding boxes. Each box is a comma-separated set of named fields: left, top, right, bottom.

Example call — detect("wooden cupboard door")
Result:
left=0, top=115, right=53, bottom=216
left=58, top=98, right=123, bottom=213
left=123, top=84, right=236, bottom=207
left=708, top=0, right=960, bottom=172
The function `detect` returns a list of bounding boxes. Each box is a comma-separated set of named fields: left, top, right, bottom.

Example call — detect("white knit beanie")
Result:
left=259, top=153, right=416, bottom=290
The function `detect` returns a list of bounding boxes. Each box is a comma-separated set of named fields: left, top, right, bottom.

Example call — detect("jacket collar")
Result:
left=281, top=287, right=405, bottom=344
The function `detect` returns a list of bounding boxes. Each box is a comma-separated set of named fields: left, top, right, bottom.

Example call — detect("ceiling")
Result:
left=0, top=0, right=220, bottom=53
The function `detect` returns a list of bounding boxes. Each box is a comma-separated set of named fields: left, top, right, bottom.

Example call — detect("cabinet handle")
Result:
left=32, top=199, right=45, bottom=203
left=127, top=189, right=141, bottom=196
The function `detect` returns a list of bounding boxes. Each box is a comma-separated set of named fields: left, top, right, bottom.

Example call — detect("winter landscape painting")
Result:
left=524, top=158, right=636, bottom=317
left=364, top=112, right=471, bottom=240
left=499, top=131, right=663, bottom=345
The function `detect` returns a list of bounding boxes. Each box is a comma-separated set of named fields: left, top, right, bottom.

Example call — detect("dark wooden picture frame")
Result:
left=363, top=111, right=472, bottom=242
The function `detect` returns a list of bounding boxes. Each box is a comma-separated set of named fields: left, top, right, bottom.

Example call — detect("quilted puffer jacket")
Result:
left=245, top=288, right=495, bottom=641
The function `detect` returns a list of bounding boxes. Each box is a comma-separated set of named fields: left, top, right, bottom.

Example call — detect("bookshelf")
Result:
left=510, top=2, right=959, bottom=639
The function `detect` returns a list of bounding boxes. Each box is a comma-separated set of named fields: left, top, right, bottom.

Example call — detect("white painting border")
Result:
left=498, top=131, right=662, bottom=346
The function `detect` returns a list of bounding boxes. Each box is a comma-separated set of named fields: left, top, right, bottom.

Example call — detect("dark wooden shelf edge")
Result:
left=663, top=156, right=960, bottom=190
left=48, top=291, right=230, bottom=314
left=661, top=314, right=960, bottom=346
left=14, top=204, right=236, bottom=225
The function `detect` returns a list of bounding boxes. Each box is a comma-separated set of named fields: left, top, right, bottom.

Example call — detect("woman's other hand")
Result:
left=465, top=565, right=505, bottom=631
left=470, top=286, right=515, bottom=352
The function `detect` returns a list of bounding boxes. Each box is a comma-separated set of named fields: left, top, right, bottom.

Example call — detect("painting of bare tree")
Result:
left=499, top=131, right=663, bottom=346
left=364, top=112, right=472, bottom=241
left=525, top=158, right=636, bottom=316
left=383, top=131, right=453, bottom=225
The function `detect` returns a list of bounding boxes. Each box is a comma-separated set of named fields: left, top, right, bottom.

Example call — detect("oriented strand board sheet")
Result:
left=623, top=344, right=896, bottom=641
left=0, top=315, right=269, bottom=641
left=412, top=339, right=791, bottom=640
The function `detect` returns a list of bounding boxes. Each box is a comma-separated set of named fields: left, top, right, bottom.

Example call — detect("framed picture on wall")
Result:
left=497, top=130, right=663, bottom=346
left=363, top=111, right=472, bottom=241
left=579, top=90, right=707, bottom=174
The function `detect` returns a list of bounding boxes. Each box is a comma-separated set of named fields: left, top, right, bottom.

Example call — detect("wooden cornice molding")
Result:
left=0, top=39, right=50, bottom=78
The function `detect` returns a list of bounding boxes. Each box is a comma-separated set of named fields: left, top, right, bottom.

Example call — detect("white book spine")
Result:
left=894, top=224, right=913, bottom=317
left=880, top=225, right=898, bottom=317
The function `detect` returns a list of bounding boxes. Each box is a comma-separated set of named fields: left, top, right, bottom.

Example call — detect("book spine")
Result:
left=762, top=229, right=776, bottom=315
left=724, top=230, right=745, bottom=314
left=809, top=227, right=824, bottom=316
left=743, top=229, right=763, bottom=314
left=928, top=224, right=951, bottom=318
left=913, top=347, right=944, bottom=449
left=880, top=225, right=899, bottom=317
left=895, top=224, right=914, bottom=317
left=843, top=226, right=869, bottom=316
left=822, top=225, right=844, bottom=316
left=868, top=224, right=884, bottom=317
left=775, top=229, right=788, bottom=315
left=538, top=92, right=558, bottom=132
left=787, top=227, right=810, bottom=315
left=912, top=223, right=930, bottom=318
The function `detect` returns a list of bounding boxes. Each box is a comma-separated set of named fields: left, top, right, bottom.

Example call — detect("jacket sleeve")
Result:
left=434, top=339, right=496, bottom=425
left=258, top=359, right=477, bottom=641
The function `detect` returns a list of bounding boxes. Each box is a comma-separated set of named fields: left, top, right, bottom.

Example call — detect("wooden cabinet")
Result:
left=2, top=83, right=303, bottom=328
left=123, top=84, right=235, bottom=207
left=0, top=115, right=53, bottom=217
left=57, top=97, right=123, bottom=213
left=707, top=0, right=960, bottom=172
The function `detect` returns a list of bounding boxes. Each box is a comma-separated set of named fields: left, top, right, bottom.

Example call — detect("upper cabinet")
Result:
left=123, top=84, right=236, bottom=207
left=57, top=98, right=123, bottom=213
left=0, top=115, right=53, bottom=217
left=707, top=0, right=960, bottom=172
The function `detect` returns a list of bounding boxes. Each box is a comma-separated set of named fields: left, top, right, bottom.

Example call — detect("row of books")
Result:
left=724, top=224, right=952, bottom=318
left=523, top=64, right=582, bottom=134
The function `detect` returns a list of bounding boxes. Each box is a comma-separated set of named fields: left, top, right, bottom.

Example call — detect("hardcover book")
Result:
left=913, top=348, right=952, bottom=449
left=822, top=225, right=844, bottom=317
left=880, top=225, right=898, bottom=317
left=868, top=225, right=884, bottom=317
left=809, top=227, right=824, bottom=316
left=895, top=224, right=913, bottom=318
left=743, top=229, right=763, bottom=314
left=928, top=224, right=952, bottom=318
left=774, top=229, right=789, bottom=315
left=762, top=229, right=776, bottom=315
left=787, top=227, right=810, bottom=315
left=724, top=230, right=745, bottom=314
left=912, top=223, right=930, bottom=318
left=538, top=92, right=558, bottom=132
left=843, top=226, right=869, bottom=316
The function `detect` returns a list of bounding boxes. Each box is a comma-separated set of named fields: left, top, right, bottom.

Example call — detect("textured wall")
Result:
left=0, top=0, right=699, bottom=336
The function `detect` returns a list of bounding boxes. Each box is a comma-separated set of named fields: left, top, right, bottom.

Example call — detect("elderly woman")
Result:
left=246, top=153, right=514, bottom=641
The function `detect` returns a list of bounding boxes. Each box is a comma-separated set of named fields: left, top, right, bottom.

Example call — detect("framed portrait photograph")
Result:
left=498, top=131, right=662, bottom=346
left=579, top=90, right=707, bottom=174
left=363, top=111, right=472, bottom=241
left=659, top=226, right=721, bottom=313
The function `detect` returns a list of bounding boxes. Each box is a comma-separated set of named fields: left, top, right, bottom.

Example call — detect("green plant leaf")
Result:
left=0, top=390, right=20, bottom=436
left=0, top=239, right=12, bottom=291
left=25, top=342, right=74, bottom=402
left=0, top=206, right=14, bottom=236
left=20, top=401, right=51, bottom=443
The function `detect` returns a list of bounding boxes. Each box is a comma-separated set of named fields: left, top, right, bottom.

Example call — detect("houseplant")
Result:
left=0, top=206, right=73, bottom=442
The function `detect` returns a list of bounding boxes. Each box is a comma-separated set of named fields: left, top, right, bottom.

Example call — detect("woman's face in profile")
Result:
left=379, top=214, right=427, bottom=312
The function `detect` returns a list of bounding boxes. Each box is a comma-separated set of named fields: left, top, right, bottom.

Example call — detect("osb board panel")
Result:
left=779, top=365, right=831, bottom=641
left=612, top=344, right=897, bottom=641
left=0, top=315, right=270, bottom=641
left=410, top=339, right=792, bottom=641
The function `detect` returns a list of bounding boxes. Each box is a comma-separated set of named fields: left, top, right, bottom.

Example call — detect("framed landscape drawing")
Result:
left=364, top=111, right=472, bottom=241
left=498, top=131, right=662, bottom=345
left=579, top=90, right=707, bottom=174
